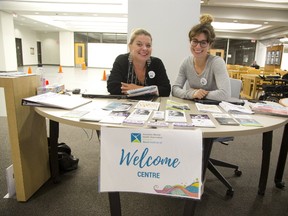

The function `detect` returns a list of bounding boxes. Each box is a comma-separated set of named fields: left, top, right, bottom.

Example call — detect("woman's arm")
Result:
left=206, top=57, right=231, bottom=101
left=172, top=59, right=196, bottom=99
left=107, top=55, right=127, bottom=95
left=153, top=59, right=171, bottom=96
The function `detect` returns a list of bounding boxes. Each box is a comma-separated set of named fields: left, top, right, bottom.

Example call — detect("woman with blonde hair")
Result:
left=107, top=28, right=171, bottom=96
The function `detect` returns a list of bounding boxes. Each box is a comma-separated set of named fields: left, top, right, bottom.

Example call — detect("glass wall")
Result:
left=74, top=32, right=127, bottom=44
left=213, top=38, right=257, bottom=66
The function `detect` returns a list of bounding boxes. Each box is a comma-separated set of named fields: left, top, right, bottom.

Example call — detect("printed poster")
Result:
left=100, top=127, right=203, bottom=200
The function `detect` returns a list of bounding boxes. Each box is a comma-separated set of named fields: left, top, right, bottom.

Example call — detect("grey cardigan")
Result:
left=172, top=55, right=231, bottom=101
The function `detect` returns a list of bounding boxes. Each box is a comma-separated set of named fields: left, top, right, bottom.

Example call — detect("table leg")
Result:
left=274, top=123, right=288, bottom=189
left=108, top=192, right=121, bottom=216
left=258, top=131, right=272, bottom=195
left=49, top=120, right=60, bottom=183
left=183, top=138, right=214, bottom=216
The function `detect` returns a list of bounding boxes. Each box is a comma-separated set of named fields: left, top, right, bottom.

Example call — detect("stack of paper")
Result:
left=22, top=92, right=92, bottom=110
left=219, top=101, right=253, bottom=114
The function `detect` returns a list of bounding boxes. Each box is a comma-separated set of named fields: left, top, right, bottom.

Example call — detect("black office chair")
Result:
left=208, top=78, right=243, bottom=197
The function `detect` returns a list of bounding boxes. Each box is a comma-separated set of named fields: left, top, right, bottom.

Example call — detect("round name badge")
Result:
left=200, top=77, right=207, bottom=86
left=148, top=71, right=155, bottom=79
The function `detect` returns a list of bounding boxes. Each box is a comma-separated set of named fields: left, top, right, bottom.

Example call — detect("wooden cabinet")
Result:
left=0, top=76, right=50, bottom=201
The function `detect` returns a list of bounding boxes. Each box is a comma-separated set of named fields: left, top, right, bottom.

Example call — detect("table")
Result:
left=35, top=96, right=288, bottom=216
left=0, top=76, right=50, bottom=202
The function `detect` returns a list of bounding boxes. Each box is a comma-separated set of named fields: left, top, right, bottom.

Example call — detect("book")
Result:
left=22, top=92, right=92, bottom=110
left=219, top=101, right=254, bottom=114
left=165, top=110, right=187, bottom=123
left=134, top=100, right=160, bottom=111
left=212, top=113, right=239, bottom=126
left=166, top=100, right=190, bottom=111
left=126, top=85, right=158, bottom=97
left=231, top=114, right=262, bottom=127
left=195, top=103, right=223, bottom=113
left=190, top=114, right=216, bottom=128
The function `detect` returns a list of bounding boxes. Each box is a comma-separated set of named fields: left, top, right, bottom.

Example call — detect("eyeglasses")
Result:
left=191, top=39, right=209, bottom=48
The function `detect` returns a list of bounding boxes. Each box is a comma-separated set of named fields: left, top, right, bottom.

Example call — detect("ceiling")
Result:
left=0, top=0, right=288, bottom=41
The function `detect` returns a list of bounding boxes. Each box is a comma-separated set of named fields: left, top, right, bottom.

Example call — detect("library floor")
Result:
left=0, top=66, right=288, bottom=216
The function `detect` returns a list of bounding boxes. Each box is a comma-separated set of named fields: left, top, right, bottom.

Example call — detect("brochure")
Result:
left=151, top=111, right=165, bottom=120
left=124, top=109, right=153, bottom=123
left=147, top=121, right=169, bottom=128
left=165, top=110, right=187, bottom=123
left=219, top=101, right=254, bottom=114
left=190, top=114, right=216, bottom=128
left=102, top=101, right=132, bottom=112
left=99, top=111, right=130, bottom=124
left=212, top=113, right=239, bottom=126
left=250, top=101, right=288, bottom=117
left=126, top=85, right=158, bottom=97
left=195, top=103, right=222, bottom=113
left=134, top=100, right=160, bottom=110
left=166, top=100, right=190, bottom=111
left=80, top=109, right=112, bottom=122
left=231, top=114, right=262, bottom=127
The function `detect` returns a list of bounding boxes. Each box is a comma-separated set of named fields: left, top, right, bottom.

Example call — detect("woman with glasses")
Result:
left=107, top=28, right=171, bottom=97
left=172, top=14, right=231, bottom=100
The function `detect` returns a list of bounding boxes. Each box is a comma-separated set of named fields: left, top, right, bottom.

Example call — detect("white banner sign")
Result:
left=100, top=127, right=203, bottom=200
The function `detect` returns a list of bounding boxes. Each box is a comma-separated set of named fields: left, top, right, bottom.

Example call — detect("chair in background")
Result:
left=208, top=78, right=243, bottom=197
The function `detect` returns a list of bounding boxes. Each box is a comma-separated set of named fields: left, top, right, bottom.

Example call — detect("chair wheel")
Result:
left=234, top=169, right=242, bottom=177
left=226, top=189, right=234, bottom=197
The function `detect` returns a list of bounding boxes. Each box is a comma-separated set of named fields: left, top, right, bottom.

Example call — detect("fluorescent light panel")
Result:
left=213, top=22, right=262, bottom=30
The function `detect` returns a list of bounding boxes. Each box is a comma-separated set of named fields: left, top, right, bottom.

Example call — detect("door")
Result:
left=15, top=38, right=23, bottom=67
left=37, top=41, right=42, bottom=66
left=74, top=43, right=85, bottom=66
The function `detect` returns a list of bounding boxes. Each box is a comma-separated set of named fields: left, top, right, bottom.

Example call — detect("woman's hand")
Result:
left=193, top=89, right=208, bottom=99
left=121, top=82, right=142, bottom=94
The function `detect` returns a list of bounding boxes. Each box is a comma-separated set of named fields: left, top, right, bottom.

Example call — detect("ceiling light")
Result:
left=213, top=22, right=262, bottom=30
left=280, top=38, right=288, bottom=43
left=264, top=22, right=269, bottom=24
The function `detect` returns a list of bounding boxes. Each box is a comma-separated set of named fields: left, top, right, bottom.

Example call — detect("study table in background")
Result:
left=35, top=96, right=288, bottom=216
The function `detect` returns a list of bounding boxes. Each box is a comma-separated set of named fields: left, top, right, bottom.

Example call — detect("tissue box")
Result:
left=37, top=83, right=65, bottom=95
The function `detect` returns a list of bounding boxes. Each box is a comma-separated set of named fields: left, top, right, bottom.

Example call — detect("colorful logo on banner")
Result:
left=131, top=133, right=141, bottom=143
left=100, top=127, right=203, bottom=200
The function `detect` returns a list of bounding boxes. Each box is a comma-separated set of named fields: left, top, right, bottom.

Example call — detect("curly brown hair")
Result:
left=188, top=14, right=215, bottom=44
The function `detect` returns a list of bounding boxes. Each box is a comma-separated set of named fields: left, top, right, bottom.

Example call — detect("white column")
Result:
left=59, top=31, right=74, bottom=67
left=128, top=0, right=200, bottom=86
left=0, top=11, right=17, bottom=72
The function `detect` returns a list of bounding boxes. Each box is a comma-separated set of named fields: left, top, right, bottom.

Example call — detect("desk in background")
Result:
left=35, top=97, right=288, bottom=216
